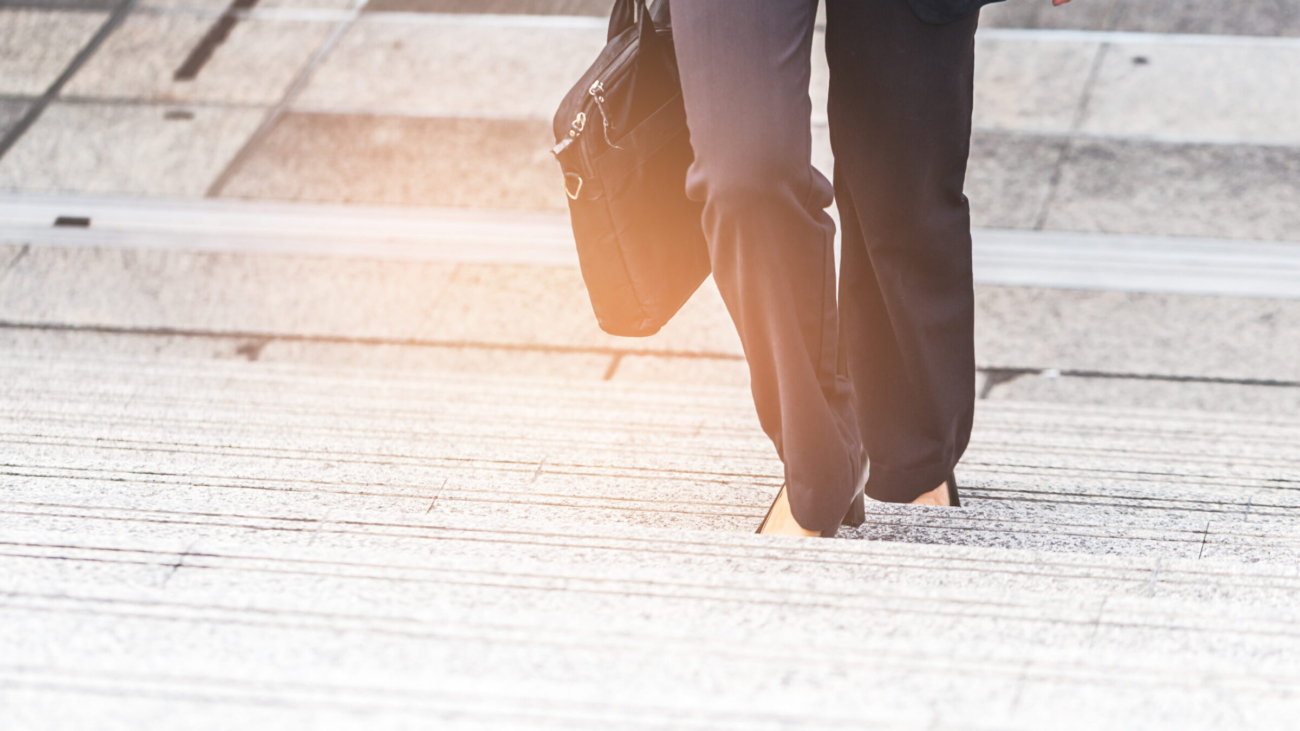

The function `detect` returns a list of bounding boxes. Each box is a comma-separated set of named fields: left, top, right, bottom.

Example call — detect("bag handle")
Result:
left=608, top=0, right=643, bottom=41
left=610, top=0, right=670, bottom=41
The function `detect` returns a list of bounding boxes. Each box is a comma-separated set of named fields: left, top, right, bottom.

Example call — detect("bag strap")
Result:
left=610, top=0, right=670, bottom=41
left=649, top=0, right=670, bottom=30
left=607, top=0, right=644, bottom=42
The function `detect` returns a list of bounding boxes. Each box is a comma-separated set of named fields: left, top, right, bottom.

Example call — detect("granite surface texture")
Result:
left=0, top=98, right=30, bottom=138
left=2, top=349, right=1299, bottom=728
left=217, top=113, right=566, bottom=209
left=0, top=102, right=265, bottom=196
left=0, top=7, right=107, bottom=95
left=983, top=0, right=1300, bottom=37
left=62, top=14, right=334, bottom=105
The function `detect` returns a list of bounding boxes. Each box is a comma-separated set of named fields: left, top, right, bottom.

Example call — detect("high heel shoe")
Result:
left=841, top=491, right=866, bottom=527
left=758, top=459, right=869, bottom=536
left=755, top=483, right=820, bottom=536
left=755, top=484, right=786, bottom=535
left=947, top=472, right=961, bottom=508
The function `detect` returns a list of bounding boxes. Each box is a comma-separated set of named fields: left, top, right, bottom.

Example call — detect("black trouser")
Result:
left=672, top=0, right=978, bottom=533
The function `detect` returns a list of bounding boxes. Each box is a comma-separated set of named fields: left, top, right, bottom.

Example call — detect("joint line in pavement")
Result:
left=6, top=321, right=1300, bottom=391
left=1034, top=42, right=1110, bottom=232
left=173, top=0, right=261, bottom=82
left=980, top=366, right=1300, bottom=391
left=0, top=320, right=747, bottom=362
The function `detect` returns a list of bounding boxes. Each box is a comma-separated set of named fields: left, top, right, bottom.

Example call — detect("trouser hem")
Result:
left=865, top=459, right=956, bottom=504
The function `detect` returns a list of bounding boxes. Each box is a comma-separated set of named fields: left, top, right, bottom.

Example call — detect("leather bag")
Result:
left=551, top=0, right=710, bottom=337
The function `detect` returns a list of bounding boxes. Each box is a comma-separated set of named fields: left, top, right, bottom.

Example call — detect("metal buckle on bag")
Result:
left=564, top=172, right=584, bottom=200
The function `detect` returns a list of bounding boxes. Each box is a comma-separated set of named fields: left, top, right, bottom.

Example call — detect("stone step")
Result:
left=1, top=518, right=1298, bottom=730
left=6, top=235, right=1300, bottom=399
left=5, top=452, right=1298, bottom=562
left=1, top=354, right=1297, bottom=562
left=5, top=9, right=1300, bottom=241
left=8, top=194, right=1300, bottom=300
left=8, top=505, right=1300, bottom=606
left=3, top=349, right=1299, bottom=728
left=5, top=522, right=1299, bottom=671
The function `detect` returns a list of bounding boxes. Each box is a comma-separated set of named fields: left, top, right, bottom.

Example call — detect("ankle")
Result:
left=758, top=485, right=822, bottom=537
left=910, top=481, right=951, bottom=507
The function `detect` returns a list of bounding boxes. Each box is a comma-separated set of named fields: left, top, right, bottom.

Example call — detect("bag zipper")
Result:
left=552, top=28, right=646, bottom=185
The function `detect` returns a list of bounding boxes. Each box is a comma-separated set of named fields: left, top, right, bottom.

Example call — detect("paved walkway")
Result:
left=3, top=1, right=1300, bottom=238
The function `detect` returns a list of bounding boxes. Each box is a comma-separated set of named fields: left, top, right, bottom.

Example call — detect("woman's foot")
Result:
left=911, top=481, right=952, bottom=506
left=756, top=484, right=822, bottom=537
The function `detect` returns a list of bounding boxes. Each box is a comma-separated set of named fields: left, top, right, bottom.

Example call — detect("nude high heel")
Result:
left=757, top=456, right=869, bottom=536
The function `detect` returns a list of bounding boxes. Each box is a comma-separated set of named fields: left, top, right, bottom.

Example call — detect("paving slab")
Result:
left=985, top=372, right=1300, bottom=416
left=1045, top=138, right=1300, bottom=242
left=0, top=241, right=741, bottom=356
left=972, top=36, right=1098, bottom=133
left=975, top=285, right=1300, bottom=382
left=294, top=15, right=604, bottom=118
left=285, top=18, right=1295, bottom=149
left=212, top=115, right=1300, bottom=246
left=63, top=14, right=333, bottom=104
left=981, top=0, right=1125, bottom=32
left=0, top=241, right=459, bottom=337
left=1082, top=40, right=1300, bottom=146
left=982, top=0, right=1300, bottom=37
left=7, top=239, right=1300, bottom=381
left=966, top=131, right=1064, bottom=229
left=415, top=265, right=741, bottom=355
left=216, top=115, right=1026, bottom=216
left=217, top=112, right=565, bottom=208
left=0, top=102, right=264, bottom=196
left=0, top=8, right=107, bottom=95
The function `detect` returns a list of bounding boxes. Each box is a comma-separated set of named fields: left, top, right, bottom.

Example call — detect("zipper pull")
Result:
left=553, top=111, right=587, bottom=156
left=587, top=80, right=621, bottom=149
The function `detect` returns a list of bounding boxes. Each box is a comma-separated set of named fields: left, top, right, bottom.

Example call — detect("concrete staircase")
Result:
left=3, top=351, right=1299, bottom=729
left=4, top=0, right=1300, bottom=727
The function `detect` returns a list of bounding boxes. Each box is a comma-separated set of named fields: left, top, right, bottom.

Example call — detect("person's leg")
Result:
left=672, top=0, right=862, bottom=533
left=826, top=0, right=979, bottom=504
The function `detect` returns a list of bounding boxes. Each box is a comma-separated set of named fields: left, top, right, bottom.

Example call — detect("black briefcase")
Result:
left=551, top=0, right=710, bottom=338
